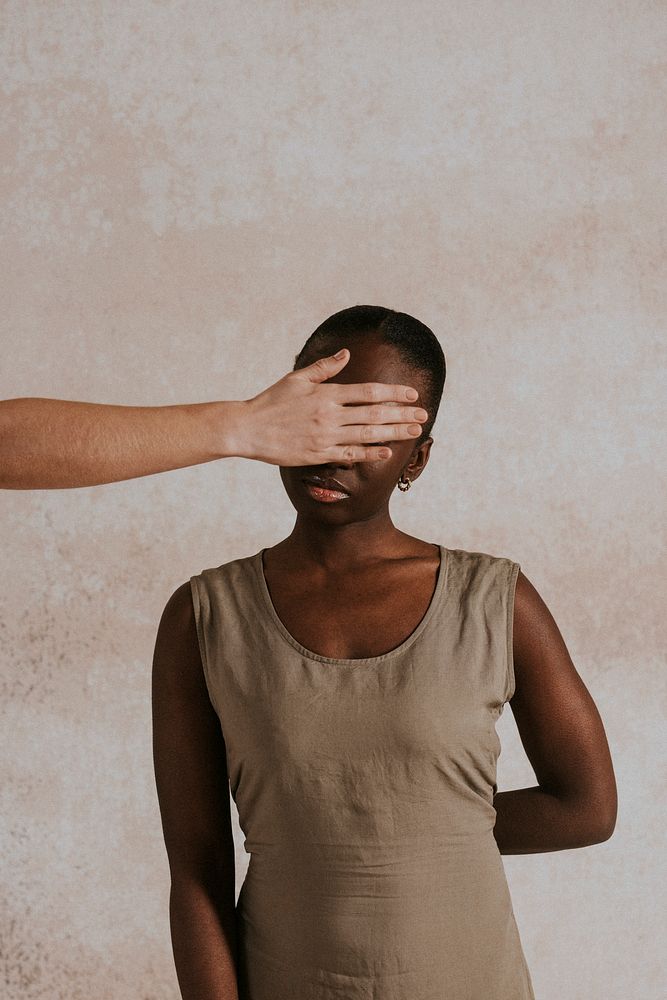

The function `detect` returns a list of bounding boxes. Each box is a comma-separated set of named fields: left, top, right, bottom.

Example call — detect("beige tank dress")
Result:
left=189, top=544, right=535, bottom=1000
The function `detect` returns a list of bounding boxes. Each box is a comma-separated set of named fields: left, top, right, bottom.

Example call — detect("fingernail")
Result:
left=409, top=424, right=421, bottom=435
left=406, top=388, right=418, bottom=400
left=334, top=348, right=347, bottom=359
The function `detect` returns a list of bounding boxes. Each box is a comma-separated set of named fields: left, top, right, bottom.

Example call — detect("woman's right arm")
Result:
left=152, top=581, right=239, bottom=1000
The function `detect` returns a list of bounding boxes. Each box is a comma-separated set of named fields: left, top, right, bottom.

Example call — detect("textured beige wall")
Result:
left=2, top=2, right=665, bottom=998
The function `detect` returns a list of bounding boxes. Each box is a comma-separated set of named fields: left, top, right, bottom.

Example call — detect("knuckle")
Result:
left=313, top=406, right=329, bottom=429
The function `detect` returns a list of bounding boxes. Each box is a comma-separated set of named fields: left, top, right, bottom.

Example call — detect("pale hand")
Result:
left=229, top=348, right=429, bottom=466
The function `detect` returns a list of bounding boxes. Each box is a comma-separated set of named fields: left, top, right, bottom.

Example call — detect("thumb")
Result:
left=297, top=347, right=350, bottom=384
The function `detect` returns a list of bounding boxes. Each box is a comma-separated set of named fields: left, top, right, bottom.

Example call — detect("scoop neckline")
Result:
left=252, top=543, right=449, bottom=666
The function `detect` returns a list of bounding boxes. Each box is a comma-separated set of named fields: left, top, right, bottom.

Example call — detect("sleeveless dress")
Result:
left=189, top=544, right=535, bottom=1000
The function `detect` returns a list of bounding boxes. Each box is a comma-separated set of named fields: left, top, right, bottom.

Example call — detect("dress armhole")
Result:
left=189, top=576, right=208, bottom=675
left=189, top=575, right=223, bottom=716
left=505, top=560, right=521, bottom=704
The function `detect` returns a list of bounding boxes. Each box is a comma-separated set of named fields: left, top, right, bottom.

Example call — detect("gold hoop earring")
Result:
left=397, top=474, right=412, bottom=492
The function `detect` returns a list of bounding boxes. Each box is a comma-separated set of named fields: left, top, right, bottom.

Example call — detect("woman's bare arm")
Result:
left=493, top=571, right=618, bottom=854
left=0, top=349, right=427, bottom=489
left=152, top=581, right=239, bottom=999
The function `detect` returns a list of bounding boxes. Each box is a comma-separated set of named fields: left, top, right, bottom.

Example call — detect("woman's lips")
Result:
left=303, top=481, right=351, bottom=503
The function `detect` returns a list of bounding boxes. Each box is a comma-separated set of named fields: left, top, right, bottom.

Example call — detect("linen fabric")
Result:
left=189, top=545, right=535, bottom=999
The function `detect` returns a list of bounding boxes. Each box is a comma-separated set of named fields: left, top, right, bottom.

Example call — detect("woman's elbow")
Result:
left=580, top=799, right=617, bottom=846
left=596, top=807, right=617, bottom=843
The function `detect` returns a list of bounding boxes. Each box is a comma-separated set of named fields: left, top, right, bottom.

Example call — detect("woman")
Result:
left=152, top=305, right=617, bottom=1000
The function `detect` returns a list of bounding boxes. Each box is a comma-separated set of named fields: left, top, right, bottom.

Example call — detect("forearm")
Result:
left=169, top=875, right=239, bottom=1000
left=0, top=397, right=242, bottom=489
left=493, top=785, right=614, bottom=854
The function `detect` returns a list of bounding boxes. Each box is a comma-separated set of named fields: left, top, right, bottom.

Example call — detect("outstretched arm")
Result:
left=0, top=348, right=427, bottom=489
left=493, top=570, right=618, bottom=854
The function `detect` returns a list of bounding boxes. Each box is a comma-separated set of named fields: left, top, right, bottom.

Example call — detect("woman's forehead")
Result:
left=311, top=338, right=426, bottom=389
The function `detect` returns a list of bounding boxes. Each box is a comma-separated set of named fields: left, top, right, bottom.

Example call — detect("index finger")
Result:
left=334, top=382, right=420, bottom=405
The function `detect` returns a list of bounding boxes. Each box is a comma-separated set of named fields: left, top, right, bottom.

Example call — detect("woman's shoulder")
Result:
left=439, top=547, right=520, bottom=607
left=189, top=547, right=263, bottom=583
left=443, top=544, right=519, bottom=574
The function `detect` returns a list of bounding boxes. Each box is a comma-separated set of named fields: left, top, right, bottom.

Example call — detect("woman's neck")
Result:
left=272, top=517, right=422, bottom=573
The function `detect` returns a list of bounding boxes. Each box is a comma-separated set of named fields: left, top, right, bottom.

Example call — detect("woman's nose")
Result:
left=321, top=459, right=355, bottom=473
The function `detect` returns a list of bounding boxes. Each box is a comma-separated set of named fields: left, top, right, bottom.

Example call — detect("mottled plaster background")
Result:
left=1, top=2, right=665, bottom=998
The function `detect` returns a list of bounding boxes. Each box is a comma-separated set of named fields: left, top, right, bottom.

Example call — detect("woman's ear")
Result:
left=406, top=437, right=433, bottom=480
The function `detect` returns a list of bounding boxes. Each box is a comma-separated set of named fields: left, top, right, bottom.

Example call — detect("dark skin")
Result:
left=269, top=333, right=440, bottom=658
left=152, top=331, right=617, bottom=997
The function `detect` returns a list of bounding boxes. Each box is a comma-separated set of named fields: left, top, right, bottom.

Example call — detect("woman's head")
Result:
left=279, top=305, right=447, bottom=526
left=293, top=305, right=446, bottom=448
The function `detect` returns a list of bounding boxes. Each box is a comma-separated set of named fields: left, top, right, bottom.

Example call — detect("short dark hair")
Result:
left=293, top=305, right=446, bottom=445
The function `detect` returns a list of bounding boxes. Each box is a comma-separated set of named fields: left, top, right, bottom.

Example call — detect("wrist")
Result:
left=204, top=399, right=252, bottom=460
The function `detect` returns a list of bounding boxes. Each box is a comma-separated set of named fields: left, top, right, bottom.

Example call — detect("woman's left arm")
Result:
left=493, top=570, right=618, bottom=854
